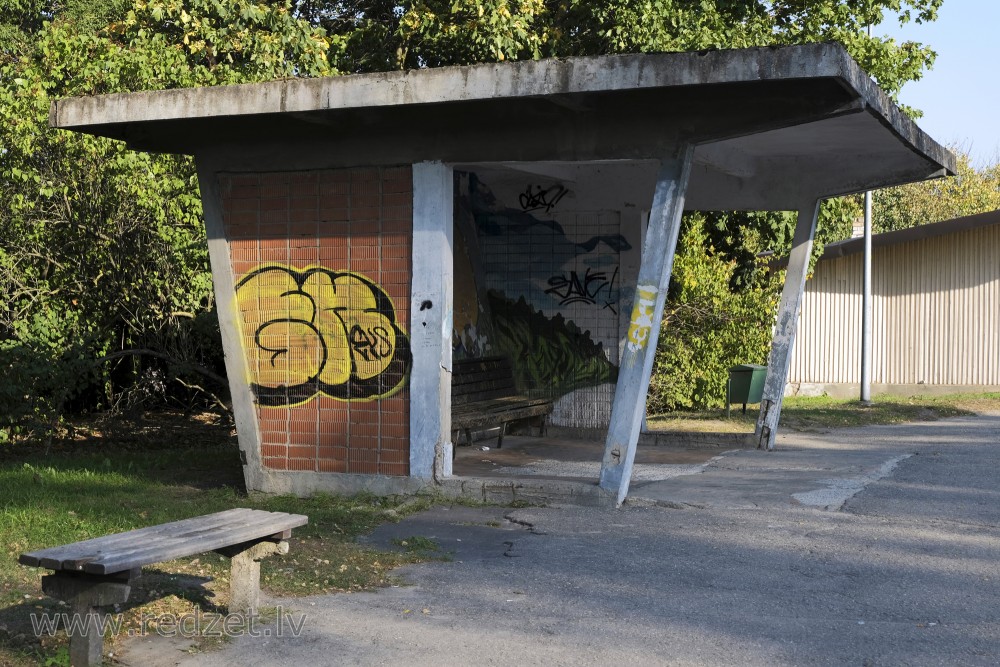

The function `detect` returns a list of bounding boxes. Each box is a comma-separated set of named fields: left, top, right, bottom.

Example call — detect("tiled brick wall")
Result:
left=220, top=167, right=412, bottom=476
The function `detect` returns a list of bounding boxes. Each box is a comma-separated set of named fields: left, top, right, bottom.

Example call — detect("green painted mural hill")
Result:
left=488, top=292, right=618, bottom=400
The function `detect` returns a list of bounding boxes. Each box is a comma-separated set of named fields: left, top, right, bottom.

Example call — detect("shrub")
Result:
left=648, top=214, right=780, bottom=412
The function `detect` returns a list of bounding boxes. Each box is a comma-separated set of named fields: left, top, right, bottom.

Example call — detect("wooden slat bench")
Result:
left=19, top=508, right=307, bottom=667
left=452, top=356, right=553, bottom=453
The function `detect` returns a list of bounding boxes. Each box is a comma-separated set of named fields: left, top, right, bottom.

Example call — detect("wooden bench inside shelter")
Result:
left=451, top=356, right=553, bottom=454
left=19, top=508, right=307, bottom=667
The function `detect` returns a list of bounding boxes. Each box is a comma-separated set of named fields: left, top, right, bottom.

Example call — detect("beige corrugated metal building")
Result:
left=788, top=209, right=1000, bottom=397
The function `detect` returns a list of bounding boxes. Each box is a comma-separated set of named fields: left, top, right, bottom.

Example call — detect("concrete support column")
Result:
left=755, top=199, right=821, bottom=450
left=599, top=145, right=693, bottom=505
left=41, top=571, right=133, bottom=667
left=217, top=539, right=289, bottom=613
left=196, top=158, right=264, bottom=492
left=410, top=162, right=455, bottom=479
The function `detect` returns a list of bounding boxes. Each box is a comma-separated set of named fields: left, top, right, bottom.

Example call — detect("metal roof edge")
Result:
left=820, top=208, right=1000, bottom=262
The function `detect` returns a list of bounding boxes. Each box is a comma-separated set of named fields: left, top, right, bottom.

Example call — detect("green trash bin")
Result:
left=727, top=364, right=767, bottom=417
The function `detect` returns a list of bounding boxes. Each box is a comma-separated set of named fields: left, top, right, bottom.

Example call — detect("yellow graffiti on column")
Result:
left=625, top=286, right=658, bottom=357
left=236, top=265, right=410, bottom=406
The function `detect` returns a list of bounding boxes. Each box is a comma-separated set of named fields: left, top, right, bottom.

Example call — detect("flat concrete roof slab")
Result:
left=50, top=43, right=955, bottom=210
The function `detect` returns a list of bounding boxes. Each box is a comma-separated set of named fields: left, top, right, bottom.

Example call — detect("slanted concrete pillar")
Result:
left=195, top=159, right=264, bottom=492
left=756, top=199, right=821, bottom=450
left=410, top=162, right=455, bottom=479
left=600, top=145, right=693, bottom=505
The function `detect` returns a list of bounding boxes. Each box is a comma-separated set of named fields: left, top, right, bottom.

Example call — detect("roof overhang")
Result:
left=49, top=43, right=955, bottom=210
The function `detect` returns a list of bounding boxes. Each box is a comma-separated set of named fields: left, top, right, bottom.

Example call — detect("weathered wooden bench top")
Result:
left=452, top=396, right=553, bottom=427
left=19, top=508, right=307, bottom=575
left=20, top=507, right=308, bottom=667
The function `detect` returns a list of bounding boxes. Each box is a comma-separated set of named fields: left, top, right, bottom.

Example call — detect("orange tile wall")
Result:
left=220, top=167, right=412, bottom=476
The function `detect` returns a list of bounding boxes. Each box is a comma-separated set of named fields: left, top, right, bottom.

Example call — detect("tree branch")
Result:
left=98, top=348, right=229, bottom=388
left=173, top=376, right=232, bottom=417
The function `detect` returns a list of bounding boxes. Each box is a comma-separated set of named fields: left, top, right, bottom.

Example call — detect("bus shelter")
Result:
left=50, top=44, right=954, bottom=504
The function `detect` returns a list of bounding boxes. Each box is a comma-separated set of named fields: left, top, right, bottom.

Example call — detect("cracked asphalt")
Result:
left=123, top=413, right=1000, bottom=666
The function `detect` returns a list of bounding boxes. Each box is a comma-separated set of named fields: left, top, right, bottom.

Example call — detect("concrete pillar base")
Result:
left=215, top=540, right=289, bottom=614
left=41, top=570, right=134, bottom=667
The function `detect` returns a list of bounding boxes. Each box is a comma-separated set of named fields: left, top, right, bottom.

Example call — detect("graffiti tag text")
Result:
left=236, top=265, right=410, bottom=406
left=349, top=324, right=393, bottom=362
left=625, top=286, right=658, bottom=354
left=519, top=184, right=568, bottom=214
left=545, top=267, right=619, bottom=312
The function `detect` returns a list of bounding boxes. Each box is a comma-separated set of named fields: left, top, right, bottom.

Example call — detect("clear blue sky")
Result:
left=879, top=1, right=1000, bottom=168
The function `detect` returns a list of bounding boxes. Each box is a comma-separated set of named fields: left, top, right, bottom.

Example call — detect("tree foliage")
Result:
left=0, top=0, right=953, bottom=435
left=0, top=1, right=333, bottom=439
left=874, top=149, right=1000, bottom=232
left=649, top=214, right=780, bottom=411
left=285, top=0, right=943, bottom=103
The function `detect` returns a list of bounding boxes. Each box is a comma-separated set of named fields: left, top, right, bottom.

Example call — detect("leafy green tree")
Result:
left=0, top=1, right=333, bottom=439
left=546, top=0, right=940, bottom=102
left=282, top=0, right=943, bottom=104
left=0, top=0, right=948, bottom=434
left=874, top=149, right=1000, bottom=232
left=649, top=214, right=780, bottom=411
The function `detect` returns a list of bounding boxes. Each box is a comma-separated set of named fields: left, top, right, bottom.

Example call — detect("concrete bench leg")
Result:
left=218, top=540, right=288, bottom=614
left=41, top=571, right=133, bottom=667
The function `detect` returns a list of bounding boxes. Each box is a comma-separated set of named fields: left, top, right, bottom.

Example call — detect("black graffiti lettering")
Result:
left=350, top=325, right=393, bottom=361
left=519, top=183, right=568, bottom=213
left=603, top=267, right=619, bottom=314
left=545, top=267, right=618, bottom=307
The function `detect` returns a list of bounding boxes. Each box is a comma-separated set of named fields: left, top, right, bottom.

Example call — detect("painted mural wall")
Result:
left=453, top=171, right=633, bottom=428
left=221, top=167, right=412, bottom=475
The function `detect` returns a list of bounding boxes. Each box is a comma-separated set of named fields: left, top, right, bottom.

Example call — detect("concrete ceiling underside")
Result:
left=50, top=43, right=955, bottom=211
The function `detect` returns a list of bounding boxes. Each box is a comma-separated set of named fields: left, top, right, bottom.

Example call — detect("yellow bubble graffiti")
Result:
left=625, top=286, right=658, bottom=354
left=236, top=265, right=410, bottom=406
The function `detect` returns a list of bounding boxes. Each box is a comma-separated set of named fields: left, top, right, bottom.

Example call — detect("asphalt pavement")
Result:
left=122, top=413, right=1000, bottom=666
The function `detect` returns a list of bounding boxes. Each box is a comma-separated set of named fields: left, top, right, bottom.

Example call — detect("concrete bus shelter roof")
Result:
left=49, top=42, right=955, bottom=211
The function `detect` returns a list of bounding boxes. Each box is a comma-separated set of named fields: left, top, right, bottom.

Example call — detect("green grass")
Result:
left=647, top=392, right=1000, bottom=433
left=0, top=412, right=463, bottom=665
left=779, top=393, right=974, bottom=430
left=391, top=536, right=451, bottom=560
left=645, top=412, right=755, bottom=433
left=4, top=394, right=998, bottom=664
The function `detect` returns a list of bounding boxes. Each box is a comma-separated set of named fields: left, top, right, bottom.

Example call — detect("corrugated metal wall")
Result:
left=790, top=222, right=1000, bottom=386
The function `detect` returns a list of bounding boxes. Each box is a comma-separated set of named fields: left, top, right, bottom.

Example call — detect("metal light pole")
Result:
left=861, top=190, right=873, bottom=404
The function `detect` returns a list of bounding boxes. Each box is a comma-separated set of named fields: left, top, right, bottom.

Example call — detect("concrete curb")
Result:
left=639, top=430, right=755, bottom=450
left=436, top=476, right=617, bottom=508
